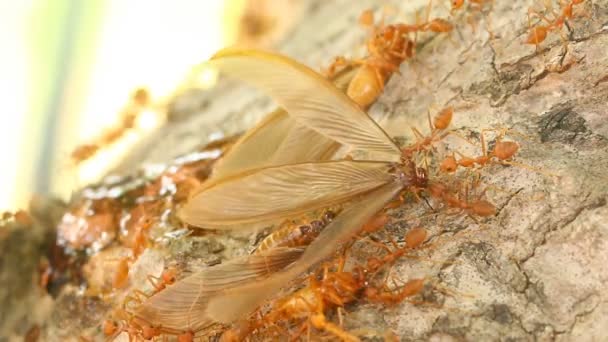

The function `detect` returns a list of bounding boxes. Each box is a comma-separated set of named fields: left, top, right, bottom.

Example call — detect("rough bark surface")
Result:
left=118, top=1, right=608, bottom=340
left=1, top=0, right=607, bottom=340
left=113, top=0, right=608, bottom=340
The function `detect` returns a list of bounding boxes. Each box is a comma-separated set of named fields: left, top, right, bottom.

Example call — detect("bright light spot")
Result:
left=77, top=131, right=140, bottom=184
left=77, top=0, right=226, bottom=141
left=58, top=0, right=233, bottom=192
left=197, top=67, right=219, bottom=89
left=0, top=2, right=30, bottom=209
left=136, top=110, right=160, bottom=131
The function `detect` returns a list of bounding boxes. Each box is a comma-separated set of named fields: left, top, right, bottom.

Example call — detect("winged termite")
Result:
left=133, top=48, right=472, bottom=334
left=135, top=182, right=401, bottom=333
left=211, top=60, right=362, bottom=180
left=181, top=161, right=395, bottom=229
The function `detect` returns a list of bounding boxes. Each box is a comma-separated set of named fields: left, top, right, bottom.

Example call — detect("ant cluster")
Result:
left=41, top=138, right=236, bottom=340
left=524, top=0, right=587, bottom=49
left=212, top=102, right=525, bottom=340
left=324, top=4, right=454, bottom=108
left=100, top=3, right=554, bottom=341
left=37, top=1, right=569, bottom=341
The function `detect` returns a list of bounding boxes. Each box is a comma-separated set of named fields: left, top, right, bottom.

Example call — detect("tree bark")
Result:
left=3, top=0, right=607, bottom=340
left=108, top=0, right=608, bottom=340
left=121, top=1, right=608, bottom=340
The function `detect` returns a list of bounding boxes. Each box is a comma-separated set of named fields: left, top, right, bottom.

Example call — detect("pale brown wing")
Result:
left=212, top=110, right=340, bottom=179
left=213, top=66, right=356, bottom=179
left=204, top=182, right=402, bottom=324
left=270, top=123, right=341, bottom=165
left=134, top=247, right=304, bottom=333
left=209, top=48, right=401, bottom=162
left=136, top=182, right=402, bottom=331
left=179, top=160, right=394, bottom=229
left=212, top=109, right=294, bottom=179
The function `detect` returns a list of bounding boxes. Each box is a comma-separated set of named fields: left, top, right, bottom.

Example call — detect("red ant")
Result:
left=427, top=181, right=497, bottom=217
left=439, top=128, right=519, bottom=173
left=364, top=278, right=425, bottom=306
left=325, top=6, right=453, bottom=108
left=525, top=0, right=586, bottom=48
left=364, top=227, right=429, bottom=276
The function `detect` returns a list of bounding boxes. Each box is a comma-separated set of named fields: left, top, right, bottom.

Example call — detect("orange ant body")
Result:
left=451, top=0, right=491, bottom=12
left=439, top=129, right=519, bottom=173
left=69, top=87, right=152, bottom=165
left=364, top=278, right=425, bottom=306
left=147, top=267, right=178, bottom=292
left=70, top=144, right=100, bottom=164
left=223, top=261, right=364, bottom=341
left=112, top=257, right=130, bottom=289
left=326, top=8, right=453, bottom=108
left=427, top=182, right=497, bottom=217
left=525, top=0, right=586, bottom=48
left=402, top=106, right=454, bottom=158
left=105, top=267, right=181, bottom=340
left=365, top=228, right=428, bottom=274
left=102, top=316, right=163, bottom=341
left=122, top=266, right=179, bottom=309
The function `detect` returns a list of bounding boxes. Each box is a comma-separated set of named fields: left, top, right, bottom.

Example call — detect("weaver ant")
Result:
left=325, top=6, right=453, bottom=108
left=364, top=278, right=425, bottom=306
left=525, top=0, right=586, bottom=49
left=427, top=180, right=496, bottom=217
left=439, top=128, right=520, bottom=174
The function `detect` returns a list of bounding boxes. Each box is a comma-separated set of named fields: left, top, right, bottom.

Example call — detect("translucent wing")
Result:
left=212, top=63, right=355, bottom=179
left=208, top=182, right=402, bottom=323
left=212, top=109, right=294, bottom=179
left=209, top=48, right=401, bottom=162
left=213, top=110, right=340, bottom=179
left=134, top=247, right=304, bottom=332
left=270, top=122, right=340, bottom=165
left=179, top=160, right=394, bottom=229
left=136, top=182, right=402, bottom=331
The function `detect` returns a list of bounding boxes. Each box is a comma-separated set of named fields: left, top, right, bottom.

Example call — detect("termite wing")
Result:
left=134, top=48, right=412, bottom=333
left=211, top=57, right=361, bottom=180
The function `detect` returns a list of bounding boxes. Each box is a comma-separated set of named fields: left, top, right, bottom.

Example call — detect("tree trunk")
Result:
left=120, top=0, right=608, bottom=339
left=3, top=0, right=607, bottom=340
